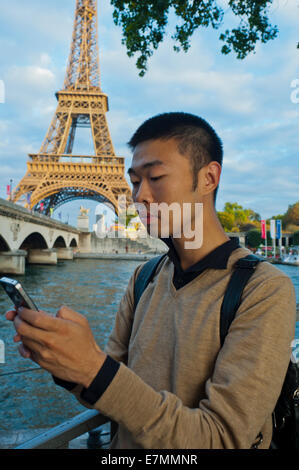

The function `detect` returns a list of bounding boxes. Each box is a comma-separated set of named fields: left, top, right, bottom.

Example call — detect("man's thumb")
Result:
left=56, top=305, right=87, bottom=326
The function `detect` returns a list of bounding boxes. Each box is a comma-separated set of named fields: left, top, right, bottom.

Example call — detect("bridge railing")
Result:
left=14, top=410, right=110, bottom=449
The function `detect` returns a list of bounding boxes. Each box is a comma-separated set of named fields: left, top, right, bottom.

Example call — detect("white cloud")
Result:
left=0, top=0, right=73, bottom=43
left=39, top=53, right=52, bottom=67
left=271, top=0, right=299, bottom=26
left=2, top=63, right=58, bottom=129
left=7, top=65, right=55, bottom=90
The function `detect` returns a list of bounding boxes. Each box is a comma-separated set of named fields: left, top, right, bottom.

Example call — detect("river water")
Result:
left=0, top=258, right=298, bottom=435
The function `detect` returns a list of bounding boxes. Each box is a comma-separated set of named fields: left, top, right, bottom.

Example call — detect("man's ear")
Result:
left=198, top=161, right=221, bottom=197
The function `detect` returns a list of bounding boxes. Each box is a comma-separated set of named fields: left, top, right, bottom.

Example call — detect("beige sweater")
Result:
left=76, top=246, right=296, bottom=449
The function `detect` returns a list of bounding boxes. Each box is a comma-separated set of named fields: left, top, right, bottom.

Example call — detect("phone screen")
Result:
left=3, top=283, right=28, bottom=308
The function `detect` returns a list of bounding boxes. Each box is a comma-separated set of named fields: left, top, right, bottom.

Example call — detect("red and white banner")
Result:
left=261, top=220, right=266, bottom=239
left=6, top=185, right=11, bottom=195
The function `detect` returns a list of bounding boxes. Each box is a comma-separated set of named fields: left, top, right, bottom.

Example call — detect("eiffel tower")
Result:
left=11, top=0, right=132, bottom=216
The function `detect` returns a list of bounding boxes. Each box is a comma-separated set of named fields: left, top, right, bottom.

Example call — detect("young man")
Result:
left=6, top=112, right=296, bottom=449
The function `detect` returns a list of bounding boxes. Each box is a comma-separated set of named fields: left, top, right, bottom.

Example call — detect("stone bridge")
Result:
left=0, top=198, right=81, bottom=274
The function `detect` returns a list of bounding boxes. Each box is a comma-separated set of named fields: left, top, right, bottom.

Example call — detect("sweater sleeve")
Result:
left=89, top=274, right=296, bottom=449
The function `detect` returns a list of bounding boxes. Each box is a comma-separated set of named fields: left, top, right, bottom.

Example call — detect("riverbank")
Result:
left=268, top=259, right=299, bottom=267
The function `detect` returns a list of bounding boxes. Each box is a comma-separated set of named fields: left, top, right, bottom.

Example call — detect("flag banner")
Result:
left=276, top=219, right=281, bottom=239
left=270, top=219, right=276, bottom=239
left=26, top=193, right=31, bottom=204
left=261, top=220, right=266, bottom=239
left=6, top=185, right=11, bottom=195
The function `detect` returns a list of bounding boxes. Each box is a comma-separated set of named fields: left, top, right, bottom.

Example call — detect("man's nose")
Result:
left=134, top=180, right=154, bottom=205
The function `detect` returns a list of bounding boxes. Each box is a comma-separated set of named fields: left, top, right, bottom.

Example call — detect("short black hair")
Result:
left=128, top=112, right=223, bottom=204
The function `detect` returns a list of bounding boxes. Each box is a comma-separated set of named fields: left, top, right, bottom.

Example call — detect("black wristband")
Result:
left=52, top=375, right=78, bottom=391
left=80, top=355, right=120, bottom=405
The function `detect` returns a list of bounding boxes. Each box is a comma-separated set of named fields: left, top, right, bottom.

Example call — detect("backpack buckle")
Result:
left=251, top=432, right=263, bottom=449
left=273, top=411, right=286, bottom=431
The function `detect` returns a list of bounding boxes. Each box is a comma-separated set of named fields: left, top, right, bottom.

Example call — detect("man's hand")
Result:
left=5, top=306, right=107, bottom=389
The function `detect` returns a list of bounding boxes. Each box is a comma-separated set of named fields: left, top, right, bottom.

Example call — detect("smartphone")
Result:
left=0, top=277, right=39, bottom=311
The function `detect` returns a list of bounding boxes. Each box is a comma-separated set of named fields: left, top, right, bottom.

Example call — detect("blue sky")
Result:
left=0, top=0, right=298, bottom=229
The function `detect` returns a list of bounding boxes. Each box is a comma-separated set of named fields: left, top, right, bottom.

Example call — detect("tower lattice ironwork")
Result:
left=11, top=0, right=132, bottom=215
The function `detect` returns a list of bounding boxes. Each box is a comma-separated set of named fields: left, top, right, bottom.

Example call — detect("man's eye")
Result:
left=131, top=176, right=163, bottom=186
left=150, top=176, right=163, bottom=181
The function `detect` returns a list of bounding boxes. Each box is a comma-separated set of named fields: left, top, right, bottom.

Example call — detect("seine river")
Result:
left=0, top=258, right=298, bottom=438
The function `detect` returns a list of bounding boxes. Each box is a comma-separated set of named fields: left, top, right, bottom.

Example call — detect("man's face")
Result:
left=128, top=138, right=203, bottom=239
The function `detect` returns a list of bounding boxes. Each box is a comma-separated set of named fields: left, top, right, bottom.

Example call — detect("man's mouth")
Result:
left=135, top=207, right=160, bottom=225
left=138, top=213, right=159, bottom=225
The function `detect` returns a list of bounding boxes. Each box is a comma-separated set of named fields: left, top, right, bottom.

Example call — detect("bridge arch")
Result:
left=0, top=235, right=11, bottom=252
left=30, top=184, right=126, bottom=216
left=70, top=238, right=78, bottom=247
left=19, top=232, right=48, bottom=251
left=53, top=235, right=67, bottom=248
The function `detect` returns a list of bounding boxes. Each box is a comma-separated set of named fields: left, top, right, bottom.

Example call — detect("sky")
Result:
left=0, top=0, right=298, bottom=229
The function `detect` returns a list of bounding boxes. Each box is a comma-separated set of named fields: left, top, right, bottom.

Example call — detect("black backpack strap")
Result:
left=295, top=388, right=299, bottom=449
left=134, top=252, right=264, bottom=340
left=134, top=253, right=167, bottom=309
left=220, top=254, right=265, bottom=347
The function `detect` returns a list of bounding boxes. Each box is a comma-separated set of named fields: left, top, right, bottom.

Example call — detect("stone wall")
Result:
left=90, top=232, right=168, bottom=254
